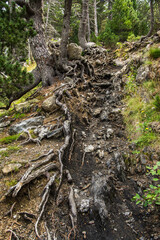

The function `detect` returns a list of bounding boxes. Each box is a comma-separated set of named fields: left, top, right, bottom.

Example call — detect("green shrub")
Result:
left=132, top=161, right=160, bottom=207
left=149, top=48, right=160, bottom=59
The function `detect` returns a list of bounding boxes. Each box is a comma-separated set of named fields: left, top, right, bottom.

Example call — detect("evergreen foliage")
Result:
left=0, top=0, right=36, bottom=108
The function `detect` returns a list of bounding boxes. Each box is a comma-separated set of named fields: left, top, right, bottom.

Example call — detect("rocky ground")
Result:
left=0, top=38, right=160, bottom=240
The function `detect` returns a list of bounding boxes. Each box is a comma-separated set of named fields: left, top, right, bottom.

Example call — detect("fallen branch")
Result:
left=35, top=173, right=57, bottom=239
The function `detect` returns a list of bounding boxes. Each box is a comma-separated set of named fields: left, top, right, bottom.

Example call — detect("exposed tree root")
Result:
left=31, top=149, right=54, bottom=162
left=55, top=89, right=72, bottom=199
left=35, top=173, right=57, bottom=239
left=5, top=202, right=16, bottom=217
left=68, top=129, right=76, bottom=162
left=68, top=186, right=77, bottom=238
left=6, top=153, right=57, bottom=197
left=20, top=130, right=41, bottom=146
left=6, top=229, right=19, bottom=240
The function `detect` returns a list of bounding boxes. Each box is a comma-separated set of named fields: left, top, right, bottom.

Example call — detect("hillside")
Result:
left=0, top=34, right=160, bottom=240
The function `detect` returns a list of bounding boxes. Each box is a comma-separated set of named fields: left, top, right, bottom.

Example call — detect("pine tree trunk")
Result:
left=78, top=0, right=89, bottom=48
left=29, top=0, right=55, bottom=87
left=146, top=0, right=154, bottom=37
left=45, top=0, right=51, bottom=35
left=94, top=0, right=98, bottom=37
left=60, top=0, right=72, bottom=60
left=87, top=2, right=91, bottom=42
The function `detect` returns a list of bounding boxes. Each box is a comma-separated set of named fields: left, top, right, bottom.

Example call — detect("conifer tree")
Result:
left=0, top=0, right=36, bottom=109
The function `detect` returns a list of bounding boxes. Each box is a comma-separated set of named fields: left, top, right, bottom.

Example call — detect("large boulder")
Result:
left=42, top=95, right=57, bottom=112
left=67, top=43, right=82, bottom=60
left=9, top=116, right=44, bottom=135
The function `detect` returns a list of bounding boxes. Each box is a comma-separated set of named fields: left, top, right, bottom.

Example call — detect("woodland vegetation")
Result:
left=0, top=0, right=160, bottom=239
left=0, top=0, right=160, bottom=109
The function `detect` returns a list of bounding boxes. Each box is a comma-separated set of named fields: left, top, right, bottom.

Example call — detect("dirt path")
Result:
left=0, top=47, right=159, bottom=240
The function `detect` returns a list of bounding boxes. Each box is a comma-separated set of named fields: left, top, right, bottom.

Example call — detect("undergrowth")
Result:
left=123, top=66, right=160, bottom=151
left=0, top=134, right=21, bottom=144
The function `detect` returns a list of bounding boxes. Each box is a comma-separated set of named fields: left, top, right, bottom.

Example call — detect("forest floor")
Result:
left=0, top=38, right=160, bottom=240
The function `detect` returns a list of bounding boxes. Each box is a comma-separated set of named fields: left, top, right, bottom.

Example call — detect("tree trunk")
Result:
left=87, top=2, right=91, bottom=42
left=94, top=0, right=98, bottom=37
left=45, top=0, right=51, bottom=35
left=108, top=0, right=113, bottom=21
left=29, top=0, right=55, bottom=87
left=78, top=0, right=89, bottom=48
left=60, top=0, right=73, bottom=61
left=146, top=0, right=154, bottom=37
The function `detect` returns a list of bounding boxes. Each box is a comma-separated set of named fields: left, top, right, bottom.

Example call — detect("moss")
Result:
left=0, top=134, right=21, bottom=144
left=6, top=179, right=17, bottom=187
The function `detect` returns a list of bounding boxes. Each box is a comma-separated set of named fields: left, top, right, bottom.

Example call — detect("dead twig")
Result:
left=5, top=202, right=16, bottom=217
left=81, top=152, right=86, bottom=167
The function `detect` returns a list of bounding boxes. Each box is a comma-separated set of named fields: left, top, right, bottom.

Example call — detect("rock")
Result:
left=9, top=116, right=44, bottom=135
left=2, top=163, right=22, bottom=175
left=97, top=150, right=104, bottom=159
left=74, top=188, right=91, bottom=213
left=67, top=43, right=82, bottom=60
left=42, top=95, right=57, bottom=112
left=95, top=59, right=102, bottom=66
left=15, top=99, right=39, bottom=113
left=100, top=110, right=108, bottom=121
left=106, top=128, right=114, bottom=138
left=0, top=121, right=11, bottom=128
left=136, top=65, right=149, bottom=83
left=92, top=173, right=115, bottom=223
left=157, top=30, right=160, bottom=38
left=93, top=108, right=102, bottom=117
left=85, top=145, right=95, bottom=153
left=85, top=42, right=96, bottom=48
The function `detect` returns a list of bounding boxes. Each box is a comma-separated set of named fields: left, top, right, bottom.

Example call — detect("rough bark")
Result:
left=94, top=0, right=98, bottom=37
left=146, top=0, right=154, bottom=37
left=29, top=0, right=55, bottom=87
left=60, top=0, right=73, bottom=61
left=87, top=2, right=91, bottom=42
left=78, top=0, right=89, bottom=48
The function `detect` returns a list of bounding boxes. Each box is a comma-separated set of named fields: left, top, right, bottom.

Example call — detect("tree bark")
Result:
left=87, top=2, right=91, bottom=42
left=146, top=0, right=154, bottom=37
left=94, top=0, right=98, bottom=37
left=28, top=0, right=55, bottom=87
left=60, top=0, right=73, bottom=61
left=78, top=0, right=89, bottom=48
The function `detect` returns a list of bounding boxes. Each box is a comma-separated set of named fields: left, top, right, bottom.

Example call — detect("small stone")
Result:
left=100, top=110, right=108, bottom=121
left=97, top=150, right=104, bottom=159
left=42, top=95, right=57, bottom=112
left=89, top=220, right=95, bottom=225
left=85, top=145, right=94, bottom=153
left=93, top=108, right=102, bottom=117
left=95, top=59, right=102, bottom=65
left=106, top=128, right=114, bottom=138
left=80, top=199, right=90, bottom=213
left=2, top=163, right=22, bottom=175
